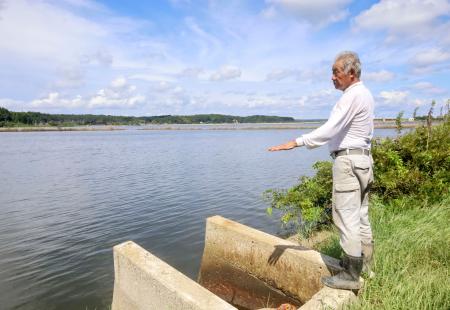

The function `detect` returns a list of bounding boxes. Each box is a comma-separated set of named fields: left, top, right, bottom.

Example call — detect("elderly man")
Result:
left=268, top=51, right=374, bottom=290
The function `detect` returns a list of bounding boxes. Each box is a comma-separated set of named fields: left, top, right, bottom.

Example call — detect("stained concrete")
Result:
left=301, top=286, right=356, bottom=309
left=111, top=241, right=236, bottom=310
left=198, top=216, right=344, bottom=308
left=111, top=217, right=356, bottom=310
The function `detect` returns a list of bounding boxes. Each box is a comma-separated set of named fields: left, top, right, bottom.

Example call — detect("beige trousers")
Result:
left=332, top=154, right=374, bottom=257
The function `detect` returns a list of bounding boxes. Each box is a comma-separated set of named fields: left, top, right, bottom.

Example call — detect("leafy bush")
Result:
left=264, top=161, right=333, bottom=236
left=372, top=117, right=450, bottom=203
left=0, top=107, right=12, bottom=127
left=265, top=117, right=450, bottom=235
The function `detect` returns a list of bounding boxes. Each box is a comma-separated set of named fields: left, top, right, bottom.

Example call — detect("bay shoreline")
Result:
left=0, top=120, right=430, bottom=132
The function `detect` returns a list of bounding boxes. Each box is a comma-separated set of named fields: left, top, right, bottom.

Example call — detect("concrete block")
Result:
left=300, top=287, right=356, bottom=310
left=112, top=241, right=236, bottom=310
left=198, top=216, right=342, bottom=308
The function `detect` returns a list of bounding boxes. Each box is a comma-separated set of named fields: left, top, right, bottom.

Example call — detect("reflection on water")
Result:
left=0, top=128, right=395, bottom=309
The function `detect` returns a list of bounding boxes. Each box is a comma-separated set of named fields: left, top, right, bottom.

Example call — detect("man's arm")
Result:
left=298, top=94, right=359, bottom=149
left=268, top=92, right=359, bottom=152
left=268, top=140, right=301, bottom=151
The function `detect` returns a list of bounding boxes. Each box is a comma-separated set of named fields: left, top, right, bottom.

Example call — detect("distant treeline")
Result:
left=0, top=107, right=295, bottom=127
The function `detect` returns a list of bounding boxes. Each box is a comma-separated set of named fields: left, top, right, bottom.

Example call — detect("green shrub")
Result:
left=265, top=117, right=450, bottom=234
left=372, top=118, right=450, bottom=203
left=264, top=161, right=332, bottom=236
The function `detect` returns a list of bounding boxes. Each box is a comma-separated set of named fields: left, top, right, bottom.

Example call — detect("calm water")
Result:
left=0, top=128, right=395, bottom=310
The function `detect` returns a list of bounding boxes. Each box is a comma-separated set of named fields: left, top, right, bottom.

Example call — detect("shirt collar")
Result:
left=344, top=81, right=363, bottom=93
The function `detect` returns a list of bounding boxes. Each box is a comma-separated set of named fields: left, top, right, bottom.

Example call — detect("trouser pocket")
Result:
left=333, top=157, right=360, bottom=210
left=352, top=156, right=374, bottom=195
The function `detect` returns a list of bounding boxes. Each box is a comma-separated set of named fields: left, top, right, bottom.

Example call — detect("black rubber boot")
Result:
left=338, top=241, right=374, bottom=273
left=362, top=241, right=374, bottom=274
left=321, top=254, right=363, bottom=290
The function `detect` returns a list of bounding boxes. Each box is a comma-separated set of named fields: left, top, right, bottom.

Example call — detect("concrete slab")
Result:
left=300, top=286, right=356, bottom=310
left=198, top=216, right=343, bottom=308
left=112, top=241, right=237, bottom=310
left=111, top=217, right=356, bottom=310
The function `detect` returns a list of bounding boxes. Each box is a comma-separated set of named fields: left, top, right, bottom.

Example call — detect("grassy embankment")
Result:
left=314, top=195, right=450, bottom=309
left=266, top=108, right=449, bottom=309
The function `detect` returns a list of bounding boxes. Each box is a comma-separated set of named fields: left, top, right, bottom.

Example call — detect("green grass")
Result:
left=318, top=194, right=450, bottom=309
left=267, top=115, right=450, bottom=308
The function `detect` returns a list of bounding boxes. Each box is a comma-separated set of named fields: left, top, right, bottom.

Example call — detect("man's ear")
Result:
left=349, top=68, right=354, bottom=77
left=349, top=69, right=356, bottom=80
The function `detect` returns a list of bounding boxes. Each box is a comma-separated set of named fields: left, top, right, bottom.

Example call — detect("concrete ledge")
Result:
left=300, top=286, right=356, bottom=310
left=198, top=216, right=343, bottom=308
left=112, top=241, right=236, bottom=310
left=111, top=218, right=356, bottom=310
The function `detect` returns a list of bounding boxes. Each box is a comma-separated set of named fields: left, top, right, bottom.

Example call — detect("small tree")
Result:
left=426, top=100, right=436, bottom=150
left=0, top=107, right=12, bottom=127
left=412, top=106, right=419, bottom=120
left=395, top=110, right=404, bottom=134
left=446, top=99, right=450, bottom=120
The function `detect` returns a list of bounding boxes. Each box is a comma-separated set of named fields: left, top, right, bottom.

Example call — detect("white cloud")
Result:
left=364, top=70, right=395, bottom=82
left=209, top=65, right=241, bottom=81
left=80, top=50, right=114, bottom=66
left=413, top=81, right=446, bottom=94
left=414, top=82, right=434, bottom=90
left=266, top=0, right=352, bottom=27
left=379, top=90, right=409, bottom=105
left=353, top=0, right=450, bottom=39
left=128, top=74, right=175, bottom=83
left=266, top=69, right=299, bottom=81
left=89, top=89, right=144, bottom=109
left=298, top=88, right=338, bottom=108
left=147, top=86, right=192, bottom=112
left=143, top=80, right=194, bottom=113
left=30, top=77, right=145, bottom=110
left=1, top=0, right=448, bottom=118
left=58, top=0, right=107, bottom=11
left=411, top=98, right=427, bottom=107
left=0, top=98, right=25, bottom=110
left=53, top=67, right=85, bottom=89
left=261, top=5, right=278, bottom=19
left=184, top=17, right=222, bottom=60
left=411, top=49, right=450, bottom=67
left=154, top=81, right=174, bottom=92
left=0, top=0, right=167, bottom=87
left=218, top=88, right=338, bottom=113
left=0, top=0, right=108, bottom=63
left=31, top=92, right=84, bottom=109
left=178, top=67, right=204, bottom=78
left=152, top=81, right=185, bottom=95
left=111, top=76, right=127, bottom=88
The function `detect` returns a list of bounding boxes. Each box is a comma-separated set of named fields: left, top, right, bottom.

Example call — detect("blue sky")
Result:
left=0, top=0, right=449, bottom=118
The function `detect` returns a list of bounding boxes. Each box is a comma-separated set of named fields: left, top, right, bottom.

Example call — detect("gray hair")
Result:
left=335, top=51, right=361, bottom=78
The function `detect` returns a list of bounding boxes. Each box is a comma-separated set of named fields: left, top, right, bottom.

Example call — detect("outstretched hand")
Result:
left=268, top=140, right=298, bottom=151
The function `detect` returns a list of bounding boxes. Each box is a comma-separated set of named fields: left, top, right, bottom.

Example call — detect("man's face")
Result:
left=332, top=60, right=354, bottom=91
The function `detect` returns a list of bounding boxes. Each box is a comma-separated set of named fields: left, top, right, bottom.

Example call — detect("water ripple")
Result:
left=0, top=129, right=395, bottom=309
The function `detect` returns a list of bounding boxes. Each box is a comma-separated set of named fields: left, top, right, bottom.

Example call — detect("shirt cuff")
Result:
left=295, top=137, right=305, bottom=147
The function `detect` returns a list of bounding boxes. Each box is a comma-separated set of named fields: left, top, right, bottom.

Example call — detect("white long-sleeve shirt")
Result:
left=296, top=81, right=374, bottom=152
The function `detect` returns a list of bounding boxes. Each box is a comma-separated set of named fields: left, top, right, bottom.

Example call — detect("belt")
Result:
left=331, top=148, right=370, bottom=159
